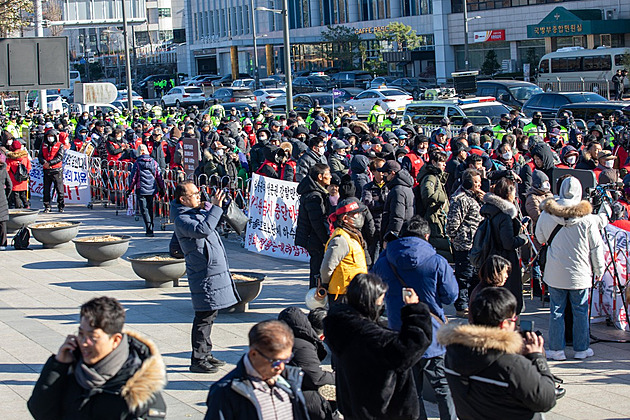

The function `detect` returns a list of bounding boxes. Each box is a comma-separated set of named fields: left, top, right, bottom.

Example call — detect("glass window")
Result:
left=567, top=57, right=581, bottom=72
left=552, top=95, right=569, bottom=108
left=538, top=94, right=556, bottom=109
left=158, top=8, right=171, bottom=17
left=447, top=107, right=462, bottom=118
left=615, top=54, right=624, bottom=66
left=539, top=59, right=549, bottom=73
left=551, top=58, right=567, bottom=72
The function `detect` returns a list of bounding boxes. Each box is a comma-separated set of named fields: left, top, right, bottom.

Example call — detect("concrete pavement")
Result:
left=1, top=204, right=630, bottom=419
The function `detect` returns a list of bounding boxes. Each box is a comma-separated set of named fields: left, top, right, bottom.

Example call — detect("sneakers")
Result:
left=574, top=348, right=594, bottom=359
left=189, top=359, right=219, bottom=373
left=58, top=208, right=64, bottom=213
left=546, top=349, right=567, bottom=361
left=206, top=354, right=226, bottom=366
left=43, top=208, right=51, bottom=213
left=145, top=231, right=154, bottom=237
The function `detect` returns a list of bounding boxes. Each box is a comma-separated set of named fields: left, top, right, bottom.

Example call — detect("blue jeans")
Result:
left=548, top=286, right=590, bottom=352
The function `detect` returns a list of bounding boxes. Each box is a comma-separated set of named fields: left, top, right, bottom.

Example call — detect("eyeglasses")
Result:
left=183, top=191, right=201, bottom=198
left=77, top=329, right=105, bottom=345
left=255, top=348, right=293, bottom=369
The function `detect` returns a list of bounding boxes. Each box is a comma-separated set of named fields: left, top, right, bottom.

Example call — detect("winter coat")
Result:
left=175, top=204, right=240, bottom=311
left=361, top=180, right=388, bottom=234
left=350, top=155, right=371, bottom=198
left=479, top=193, right=528, bottom=314
left=149, top=140, right=167, bottom=170
left=525, top=187, right=553, bottom=249
left=446, top=186, right=483, bottom=252
left=438, top=324, right=556, bottom=420
left=205, top=357, right=310, bottom=420
left=249, top=139, right=268, bottom=174
left=416, top=164, right=451, bottom=259
left=382, top=169, right=415, bottom=240
left=129, top=155, right=165, bottom=196
left=519, top=143, right=554, bottom=203
left=372, top=236, right=458, bottom=359
left=323, top=302, right=432, bottom=420
left=328, top=153, right=349, bottom=178
left=0, top=165, right=11, bottom=222
left=6, top=149, right=31, bottom=191
left=296, top=148, right=327, bottom=182
left=295, top=175, right=330, bottom=250
left=535, top=198, right=606, bottom=290
left=278, top=307, right=336, bottom=420
left=27, top=331, right=167, bottom=420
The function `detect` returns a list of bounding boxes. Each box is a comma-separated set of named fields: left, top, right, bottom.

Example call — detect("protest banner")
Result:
left=245, top=173, right=309, bottom=262
left=30, top=149, right=90, bottom=205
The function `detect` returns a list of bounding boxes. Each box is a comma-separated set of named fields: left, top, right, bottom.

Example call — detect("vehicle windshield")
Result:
left=185, top=87, right=203, bottom=93
left=312, top=95, right=334, bottom=105
left=382, top=89, right=408, bottom=97
left=565, top=93, right=607, bottom=102
left=509, top=85, right=543, bottom=101
left=461, top=104, right=511, bottom=124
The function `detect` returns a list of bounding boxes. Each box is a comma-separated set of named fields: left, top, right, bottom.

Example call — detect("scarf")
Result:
left=74, top=334, right=130, bottom=390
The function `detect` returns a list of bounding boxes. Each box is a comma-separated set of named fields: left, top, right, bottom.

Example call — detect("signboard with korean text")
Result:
left=245, top=174, right=309, bottom=262
left=30, top=150, right=90, bottom=204
left=473, top=30, right=505, bottom=43
left=182, top=137, right=200, bottom=179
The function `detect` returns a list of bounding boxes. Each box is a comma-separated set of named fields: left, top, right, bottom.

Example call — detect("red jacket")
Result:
left=41, top=141, right=63, bottom=169
left=403, top=150, right=425, bottom=187
left=6, top=149, right=31, bottom=191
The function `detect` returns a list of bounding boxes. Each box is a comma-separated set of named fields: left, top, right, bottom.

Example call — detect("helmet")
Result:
left=305, top=287, right=328, bottom=310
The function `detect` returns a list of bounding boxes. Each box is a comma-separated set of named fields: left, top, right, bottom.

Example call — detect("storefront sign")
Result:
left=245, top=174, right=309, bottom=262
left=528, top=23, right=585, bottom=38
left=473, top=29, right=505, bottom=43
left=30, top=149, right=90, bottom=204
left=354, top=26, right=390, bottom=35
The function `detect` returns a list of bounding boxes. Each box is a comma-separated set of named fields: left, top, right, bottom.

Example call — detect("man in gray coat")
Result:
left=175, top=180, right=240, bottom=373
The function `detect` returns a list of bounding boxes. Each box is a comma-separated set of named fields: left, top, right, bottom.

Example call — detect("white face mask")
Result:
left=362, top=143, right=371, bottom=151
left=318, top=146, right=326, bottom=155
left=604, top=160, right=615, bottom=169
left=566, top=156, right=577, bottom=165
left=502, top=151, right=513, bottom=161
left=215, top=149, right=224, bottom=157
left=397, top=157, right=404, bottom=164
left=541, top=181, right=551, bottom=190
left=417, top=148, right=427, bottom=155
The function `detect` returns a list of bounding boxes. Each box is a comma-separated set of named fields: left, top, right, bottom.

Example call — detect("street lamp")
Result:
left=463, top=0, right=481, bottom=71
left=251, top=0, right=260, bottom=90
left=255, top=2, right=293, bottom=113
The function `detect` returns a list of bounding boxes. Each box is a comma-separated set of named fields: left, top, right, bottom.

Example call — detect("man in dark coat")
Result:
left=205, top=320, right=310, bottom=420
left=438, top=287, right=556, bottom=420
left=380, top=160, right=415, bottom=242
left=28, top=296, right=167, bottom=420
left=128, top=145, right=165, bottom=236
left=278, top=307, right=337, bottom=420
left=174, top=181, right=240, bottom=373
left=296, top=136, right=327, bottom=182
left=350, top=154, right=371, bottom=198
left=295, top=163, right=332, bottom=288
left=361, top=158, right=388, bottom=264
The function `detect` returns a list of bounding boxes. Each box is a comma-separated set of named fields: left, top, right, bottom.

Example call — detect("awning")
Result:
left=527, top=7, right=630, bottom=38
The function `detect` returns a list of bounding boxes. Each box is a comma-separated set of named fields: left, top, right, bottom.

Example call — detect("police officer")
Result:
left=523, top=111, right=546, bottom=138
left=492, top=113, right=511, bottom=141
left=367, top=101, right=385, bottom=130
left=381, top=109, right=401, bottom=132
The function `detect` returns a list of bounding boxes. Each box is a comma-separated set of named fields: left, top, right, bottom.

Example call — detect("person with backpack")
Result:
left=0, top=154, right=12, bottom=250
left=6, top=140, right=31, bottom=208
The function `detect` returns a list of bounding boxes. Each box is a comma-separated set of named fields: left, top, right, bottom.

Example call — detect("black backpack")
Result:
left=470, top=214, right=496, bottom=269
left=14, top=162, right=29, bottom=182
left=12, top=226, right=31, bottom=250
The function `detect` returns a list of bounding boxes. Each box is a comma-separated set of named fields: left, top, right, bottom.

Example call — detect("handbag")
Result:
left=537, top=223, right=563, bottom=271
left=223, top=198, right=248, bottom=236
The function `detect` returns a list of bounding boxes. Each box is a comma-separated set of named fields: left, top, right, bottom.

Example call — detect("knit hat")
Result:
left=557, top=176, right=583, bottom=207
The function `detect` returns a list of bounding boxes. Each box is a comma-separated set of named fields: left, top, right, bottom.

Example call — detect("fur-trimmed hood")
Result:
left=481, top=192, right=517, bottom=219
left=7, top=149, right=28, bottom=160
left=120, top=329, right=167, bottom=411
left=539, top=197, right=592, bottom=225
left=349, top=120, right=370, bottom=135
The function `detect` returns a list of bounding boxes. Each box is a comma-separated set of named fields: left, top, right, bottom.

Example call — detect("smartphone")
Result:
left=522, top=216, right=531, bottom=225
left=402, top=288, right=413, bottom=301
left=520, top=320, right=534, bottom=333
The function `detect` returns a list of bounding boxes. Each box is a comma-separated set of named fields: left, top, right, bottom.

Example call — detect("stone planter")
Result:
left=221, top=272, right=266, bottom=313
left=127, top=253, right=186, bottom=288
left=29, top=221, right=81, bottom=248
left=7, top=209, right=40, bottom=233
left=73, top=235, right=131, bottom=266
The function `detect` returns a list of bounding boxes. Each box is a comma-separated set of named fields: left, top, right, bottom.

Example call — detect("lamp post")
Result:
left=463, top=0, right=481, bottom=71
left=121, top=0, right=134, bottom=112
left=256, top=2, right=293, bottom=113
left=251, top=0, right=260, bottom=90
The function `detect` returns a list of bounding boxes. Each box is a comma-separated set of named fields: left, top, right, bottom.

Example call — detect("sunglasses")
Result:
left=255, top=348, right=293, bottom=369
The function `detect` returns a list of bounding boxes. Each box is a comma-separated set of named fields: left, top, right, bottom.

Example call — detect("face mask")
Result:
left=362, top=143, right=371, bottom=151
left=259, top=136, right=268, bottom=143
left=541, top=181, right=551, bottom=190
left=566, top=156, right=577, bottom=165
left=417, top=148, right=427, bottom=155
left=215, top=149, right=224, bottom=157
left=604, top=160, right=615, bottom=169
left=521, top=143, right=529, bottom=151
left=318, top=146, right=326, bottom=155
left=532, top=118, right=541, bottom=125
left=46, top=136, right=55, bottom=143
left=352, top=213, right=365, bottom=229
left=502, top=151, right=512, bottom=161
left=500, top=121, right=509, bottom=129
left=397, top=157, right=404, bottom=164
left=483, top=142, right=492, bottom=150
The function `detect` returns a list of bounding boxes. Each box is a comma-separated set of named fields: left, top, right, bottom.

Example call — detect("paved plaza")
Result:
left=1, top=205, right=630, bottom=419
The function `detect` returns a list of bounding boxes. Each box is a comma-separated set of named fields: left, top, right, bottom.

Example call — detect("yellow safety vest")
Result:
left=326, top=228, right=368, bottom=297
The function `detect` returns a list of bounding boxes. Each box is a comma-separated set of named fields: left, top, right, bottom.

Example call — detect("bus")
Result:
left=537, top=46, right=629, bottom=87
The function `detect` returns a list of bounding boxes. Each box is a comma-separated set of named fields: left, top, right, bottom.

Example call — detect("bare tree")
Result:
left=0, top=0, right=33, bottom=37
left=43, top=0, right=64, bottom=36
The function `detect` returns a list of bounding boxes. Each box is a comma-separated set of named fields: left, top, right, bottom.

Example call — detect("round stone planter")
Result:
left=29, top=221, right=81, bottom=248
left=221, top=272, right=266, bottom=314
left=73, top=235, right=131, bottom=266
left=7, top=209, right=40, bottom=233
left=127, top=253, right=186, bottom=288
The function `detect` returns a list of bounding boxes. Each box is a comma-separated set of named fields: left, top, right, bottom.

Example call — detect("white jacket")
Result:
left=535, top=198, right=607, bottom=290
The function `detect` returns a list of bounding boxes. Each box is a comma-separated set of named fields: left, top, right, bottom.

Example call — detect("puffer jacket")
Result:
left=416, top=163, right=451, bottom=259
left=446, top=186, right=483, bottom=252
left=328, top=153, right=349, bottom=178
left=6, top=149, right=31, bottom=191
left=519, top=143, right=554, bottom=203
left=535, top=198, right=606, bottom=290
left=295, top=175, right=331, bottom=250
left=350, top=155, right=371, bottom=198
left=361, top=180, right=388, bottom=234
left=437, top=324, right=556, bottom=420
left=525, top=187, right=553, bottom=249
left=381, top=169, right=415, bottom=240
left=296, top=148, right=327, bottom=182
left=129, top=154, right=165, bottom=196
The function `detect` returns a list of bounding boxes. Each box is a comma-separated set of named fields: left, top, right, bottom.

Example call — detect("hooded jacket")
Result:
left=535, top=197, right=606, bottom=290
left=295, top=175, right=331, bottom=250
left=350, top=154, right=371, bottom=197
left=382, top=169, right=415, bottom=240
left=519, top=142, right=554, bottom=201
left=416, top=163, right=451, bottom=258
left=296, top=148, right=327, bottom=182
left=6, top=148, right=31, bottom=191
left=446, top=186, right=483, bottom=252
left=372, top=236, right=458, bottom=358
left=129, top=154, right=165, bottom=196
left=28, top=330, right=167, bottom=420
left=437, top=324, right=556, bottom=420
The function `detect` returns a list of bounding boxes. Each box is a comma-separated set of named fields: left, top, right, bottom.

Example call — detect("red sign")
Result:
left=473, top=29, right=506, bottom=43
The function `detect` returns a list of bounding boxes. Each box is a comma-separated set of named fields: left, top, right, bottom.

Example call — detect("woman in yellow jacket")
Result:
left=320, top=197, right=368, bottom=303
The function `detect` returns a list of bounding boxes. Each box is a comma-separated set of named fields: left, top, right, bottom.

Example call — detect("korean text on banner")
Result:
left=245, top=173, right=309, bottom=262
left=30, top=150, right=90, bottom=204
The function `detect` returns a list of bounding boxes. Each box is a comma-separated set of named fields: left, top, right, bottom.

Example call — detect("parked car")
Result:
left=192, top=75, right=222, bottom=87
left=366, top=76, right=398, bottom=89
left=333, top=87, right=364, bottom=102
left=270, top=93, right=347, bottom=118
left=69, top=103, right=122, bottom=115
left=253, top=88, right=286, bottom=107
left=557, top=101, right=630, bottom=123
left=112, top=99, right=146, bottom=110
left=210, top=87, right=256, bottom=105
left=292, top=75, right=332, bottom=94
left=330, top=71, right=373, bottom=88
left=345, top=88, right=413, bottom=117
left=389, top=77, right=435, bottom=99
left=521, top=92, right=608, bottom=119
left=232, top=78, right=255, bottom=89
left=116, top=89, right=143, bottom=101
left=212, top=73, right=252, bottom=87
left=259, top=77, right=285, bottom=88
left=160, top=86, right=206, bottom=108
left=403, top=97, right=511, bottom=126
left=476, top=80, right=543, bottom=110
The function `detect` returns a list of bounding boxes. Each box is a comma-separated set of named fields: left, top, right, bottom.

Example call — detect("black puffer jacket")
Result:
left=361, top=180, right=388, bottom=234
left=295, top=175, right=330, bottom=250
left=296, top=148, right=327, bottom=182
left=519, top=142, right=554, bottom=203
left=278, top=307, right=336, bottom=420
left=381, top=169, right=415, bottom=240
left=438, top=324, right=556, bottom=420
left=350, top=155, right=371, bottom=198
left=324, top=302, right=432, bottom=420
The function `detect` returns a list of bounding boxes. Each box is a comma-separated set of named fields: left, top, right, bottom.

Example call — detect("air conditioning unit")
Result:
left=604, top=8, right=617, bottom=20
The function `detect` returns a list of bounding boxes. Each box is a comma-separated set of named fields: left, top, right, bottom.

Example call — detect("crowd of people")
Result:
left=2, top=95, right=630, bottom=419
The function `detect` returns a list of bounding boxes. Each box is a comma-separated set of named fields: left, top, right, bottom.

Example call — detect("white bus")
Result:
left=537, top=46, right=629, bottom=87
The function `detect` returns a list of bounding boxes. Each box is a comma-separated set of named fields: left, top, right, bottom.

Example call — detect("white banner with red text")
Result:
left=30, top=150, right=90, bottom=204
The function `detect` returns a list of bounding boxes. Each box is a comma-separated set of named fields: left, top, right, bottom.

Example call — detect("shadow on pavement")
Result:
left=0, top=363, right=44, bottom=374
left=51, top=280, right=146, bottom=291
left=26, top=313, right=78, bottom=323
left=23, top=261, right=89, bottom=270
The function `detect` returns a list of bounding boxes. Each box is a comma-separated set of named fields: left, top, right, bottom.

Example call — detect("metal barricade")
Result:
left=537, top=78, right=611, bottom=99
